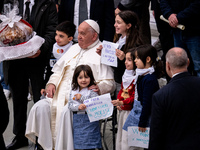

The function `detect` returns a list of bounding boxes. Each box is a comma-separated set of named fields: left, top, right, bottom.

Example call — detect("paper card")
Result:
left=101, top=40, right=119, bottom=67
left=83, top=93, right=113, bottom=122
left=128, top=126, right=150, bottom=149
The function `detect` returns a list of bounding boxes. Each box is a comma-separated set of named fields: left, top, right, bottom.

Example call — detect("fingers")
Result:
left=96, top=45, right=103, bottom=55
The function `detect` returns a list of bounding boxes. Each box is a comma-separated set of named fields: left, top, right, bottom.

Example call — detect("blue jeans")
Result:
left=173, top=29, right=200, bottom=76
left=0, top=62, right=9, bottom=90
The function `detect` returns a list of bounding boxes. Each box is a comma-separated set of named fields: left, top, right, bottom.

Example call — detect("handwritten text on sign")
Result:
left=128, top=126, right=150, bottom=149
left=83, top=93, right=113, bottom=122
left=101, top=40, right=119, bottom=67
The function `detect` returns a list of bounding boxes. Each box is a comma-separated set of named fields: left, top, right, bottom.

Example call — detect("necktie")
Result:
left=79, top=0, right=88, bottom=25
left=25, top=1, right=31, bottom=22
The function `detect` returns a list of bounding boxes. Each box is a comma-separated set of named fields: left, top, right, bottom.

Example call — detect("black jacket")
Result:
left=149, top=72, right=200, bottom=150
left=160, top=0, right=200, bottom=35
left=3, top=0, right=58, bottom=84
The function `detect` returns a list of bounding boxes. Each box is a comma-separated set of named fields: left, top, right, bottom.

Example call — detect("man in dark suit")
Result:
left=149, top=47, right=200, bottom=150
left=0, top=3, right=9, bottom=150
left=58, top=0, right=115, bottom=42
left=2, top=0, right=57, bottom=149
left=0, top=85, right=9, bottom=150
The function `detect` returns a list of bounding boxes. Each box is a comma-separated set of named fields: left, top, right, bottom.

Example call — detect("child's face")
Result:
left=55, top=31, right=72, bottom=46
left=114, top=15, right=131, bottom=37
left=77, top=71, right=91, bottom=90
left=125, top=52, right=134, bottom=70
left=134, top=51, right=145, bottom=69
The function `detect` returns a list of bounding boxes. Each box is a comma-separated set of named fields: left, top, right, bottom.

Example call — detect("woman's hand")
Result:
left=138, top=127, right=146, bottom=132
left=78, top=104, right=86, bottom=110
left=96, top=45, right=103, bottom=56
left=116, top=49, right=125, bottom=60
left=45, top=84, right=56, bottom=98
left=111, top=99, right=123, bottom=106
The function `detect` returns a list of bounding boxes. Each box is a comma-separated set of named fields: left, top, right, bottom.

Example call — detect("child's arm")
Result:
left=68, top=92, right=80, bottom=112
left=111, top=99, right=123, bottom=106
left=139, top=78, right=159, bottom=128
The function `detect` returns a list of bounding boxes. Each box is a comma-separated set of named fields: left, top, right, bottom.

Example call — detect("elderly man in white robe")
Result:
left=25, top=19, right=115, bottom=150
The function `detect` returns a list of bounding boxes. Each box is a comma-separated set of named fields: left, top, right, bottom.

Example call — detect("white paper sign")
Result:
left=83, top=93, right=113, bottom=122
left=101, top=40, right=119, bottom=67
left=128, top=126, right=150, bottom=149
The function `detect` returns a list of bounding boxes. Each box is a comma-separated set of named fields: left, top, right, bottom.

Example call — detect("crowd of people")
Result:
left=0, top=0, right=200, bottom=150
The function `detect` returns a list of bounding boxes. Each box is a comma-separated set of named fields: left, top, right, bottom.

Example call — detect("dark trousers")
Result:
left=0, top=85, right=9, bottom=149
left=8, top=59, right=45, bottom=137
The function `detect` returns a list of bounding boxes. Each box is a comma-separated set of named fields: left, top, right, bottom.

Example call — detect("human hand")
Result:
left=28, top=50, right=41, bottom=58
left=116, top=49, right=125, bottom=60
left=168, top=14, right=178, bottom=28
left=40, top=89, right=46, bottom=96
left=115, top=8, right=121, bottom=16
left=88, top=84, right=100, bottom=94
left=78, top=104, right=86, bottom=110
left=73, top=93, right=82, bottom=100
left=138, top=127, right=146, bottom=132
left=45, top=84, right=56, bottom=98
left=56, top=4, right=59, bottom=12
left=111, top=99, right=123, bottom=106
left=96, top=45, right=103, bottom=56
left=116, top=106, right=122, bottom=111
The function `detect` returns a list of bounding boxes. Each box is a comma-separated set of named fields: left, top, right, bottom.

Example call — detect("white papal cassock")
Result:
left=25, top=39, right=115, bottom=150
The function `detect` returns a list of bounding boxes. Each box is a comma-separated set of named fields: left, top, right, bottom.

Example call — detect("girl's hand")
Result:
left=116, top=106, right=122, bottom=111
left=138, top=127, right=146, bottom=132
left=78, top=104, right=86, bottom=110
left=73, top=94, right=81, bottom=100
left=116, top=49, right=125, bottom=60
left=96, top=45, right=103, bottom=56
left=111, top=99, right=123, bottom=106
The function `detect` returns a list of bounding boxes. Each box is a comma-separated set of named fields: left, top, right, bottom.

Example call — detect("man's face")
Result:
left=78, top=22, right=96, bottom=49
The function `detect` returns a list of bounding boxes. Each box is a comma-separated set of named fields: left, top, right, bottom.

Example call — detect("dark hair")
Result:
left=72, top=65, right=96, bottom=90
left=135, top=44, right=164, bottom=78
left=113, top=10, right=144, bottom=53
left=56, top=21, right=76, bottom=37
left=126, top=48, right=137, bottom=70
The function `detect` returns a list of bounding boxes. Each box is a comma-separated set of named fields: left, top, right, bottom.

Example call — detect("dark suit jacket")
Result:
left=58, top=0, right=115, bottom=42
left=149, top=72, right=200, bottom=150
left=0, top=0, right=3, bottom=12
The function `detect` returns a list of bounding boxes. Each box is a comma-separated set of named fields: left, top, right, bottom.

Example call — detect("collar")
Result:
left=134, top=66, right=155, bottom=84
left=24, top=0, right=34, bottom=5
left=170, top=71, right=190, bottom=83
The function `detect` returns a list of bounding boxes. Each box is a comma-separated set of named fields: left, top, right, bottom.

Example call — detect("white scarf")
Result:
left=116, top=35, right=126, bottom=50
left=134, top=66, right=155, bottom=100
left=53, top=41, right=73, bottom=60
left=122, top=69, right=136, bottom=89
